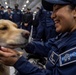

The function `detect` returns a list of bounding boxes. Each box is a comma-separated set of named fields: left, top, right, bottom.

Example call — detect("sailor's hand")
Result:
left=24, top=23, right=28, bottom=26
left=0, top=47, right=21, bottom=66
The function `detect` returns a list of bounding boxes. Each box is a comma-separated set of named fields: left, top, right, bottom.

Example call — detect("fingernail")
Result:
left=1, top=47, right=5, bottom=49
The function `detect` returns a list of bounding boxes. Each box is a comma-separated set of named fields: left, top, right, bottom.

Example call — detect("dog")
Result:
left=0, top=19, right=30, bottom=75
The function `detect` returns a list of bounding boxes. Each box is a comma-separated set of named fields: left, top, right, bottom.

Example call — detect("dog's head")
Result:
left=0, top=20, right=30, bottom=49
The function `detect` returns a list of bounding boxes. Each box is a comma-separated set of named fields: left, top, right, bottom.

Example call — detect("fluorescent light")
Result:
left=6, top=6, right=8, bottom=8
left=24, top=5, right=26, bottom=7
left=34, top=11, right=37, bottom=14
left=26, top=0, right=29, bottom=3
left=22, top=8, right=24, bottom=10
left=5, top=2, right=7, bottom=4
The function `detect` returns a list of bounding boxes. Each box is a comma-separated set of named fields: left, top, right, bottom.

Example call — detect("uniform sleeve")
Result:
left=12, top=12, right=14, bottom=22
left=20, top=10, right=23, bottom=22
left=22, top=14, right=25, bottom=23
left=28, top=13, right=33, bottom=24
left=25, top=38, right=55, bottom=57
left=14, top=56, right=51, bottom=75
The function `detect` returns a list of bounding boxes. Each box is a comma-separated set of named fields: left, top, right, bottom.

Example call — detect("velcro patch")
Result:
left=49, top=51, right=59, bottom=65
left=59, top=47, right=76, bottom=66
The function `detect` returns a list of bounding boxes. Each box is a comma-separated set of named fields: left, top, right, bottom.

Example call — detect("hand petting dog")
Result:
left=0, top=47, right=20, bottom=66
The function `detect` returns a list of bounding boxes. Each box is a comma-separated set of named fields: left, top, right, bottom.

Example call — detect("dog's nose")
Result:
left=22, top=31, right=30, bottom=39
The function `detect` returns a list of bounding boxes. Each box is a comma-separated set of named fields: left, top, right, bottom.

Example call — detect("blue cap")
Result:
left=42, top=0, right=76, bottom=11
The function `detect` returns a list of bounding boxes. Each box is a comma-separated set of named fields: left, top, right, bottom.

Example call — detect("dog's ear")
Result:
left=7, top=20, right=18, bottom=28
left=13, top=23, right=18, bottom=28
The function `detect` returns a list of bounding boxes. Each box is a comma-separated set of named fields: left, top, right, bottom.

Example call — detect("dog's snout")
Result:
left=21, top=31, right=30, bottom=39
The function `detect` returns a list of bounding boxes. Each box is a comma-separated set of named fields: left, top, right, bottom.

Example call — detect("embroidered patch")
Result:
left=59, top=47, right=76, bottom=66
left=17, top=12, right=20, bottom=14
left=49, top=51, right=59, bottom=65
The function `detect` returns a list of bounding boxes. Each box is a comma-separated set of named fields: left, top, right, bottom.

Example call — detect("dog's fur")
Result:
left=0, top=20, right=30, bottom=75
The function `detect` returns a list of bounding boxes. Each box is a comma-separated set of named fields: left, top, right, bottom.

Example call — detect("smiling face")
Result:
left=51, top=4, right=76, bottom=33
left=0, top=20, right=30, bottom=49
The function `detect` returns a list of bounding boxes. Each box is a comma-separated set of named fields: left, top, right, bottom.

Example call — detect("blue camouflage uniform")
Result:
left=12, top=9, right=22, bottom=28
left=32, top=9, right=40, bottom=39
left=22, top=12, right=33, bottom=32
left=14, top=30, right=76, bottom=75
left=36, top=6, right=57, bottom=42
left=44, top=11, right=57, bottom=41
left=0, top=10, right=4, bottom=19
left=35, top=7, right=46, bottom=41
left=4, top=12, right=13, bottom=21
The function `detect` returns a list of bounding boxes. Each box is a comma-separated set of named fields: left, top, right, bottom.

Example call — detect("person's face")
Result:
left=26, top=9, right=30, bottom=12
left=51, top=5, right=76, bottom=33
left=15, top=6, right=18, bottom=9
left=8, top=9, right=11, bottom=12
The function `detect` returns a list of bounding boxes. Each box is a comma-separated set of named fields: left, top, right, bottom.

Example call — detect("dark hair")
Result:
left=27, top=8, right=31, bottom=10
left=36, top=7, right=40, bottom=9
left=7, top=7, right=11, bottom=9
left=69, top=4, right=76, bottom=10
left=1, top=6, right=4, bottom=9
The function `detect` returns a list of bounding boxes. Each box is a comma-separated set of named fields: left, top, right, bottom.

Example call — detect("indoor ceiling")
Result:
left=0, top=0, right=41, bottom=12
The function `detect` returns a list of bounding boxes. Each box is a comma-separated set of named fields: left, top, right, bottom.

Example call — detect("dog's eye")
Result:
left=0, top=27, right=7, bottom=30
